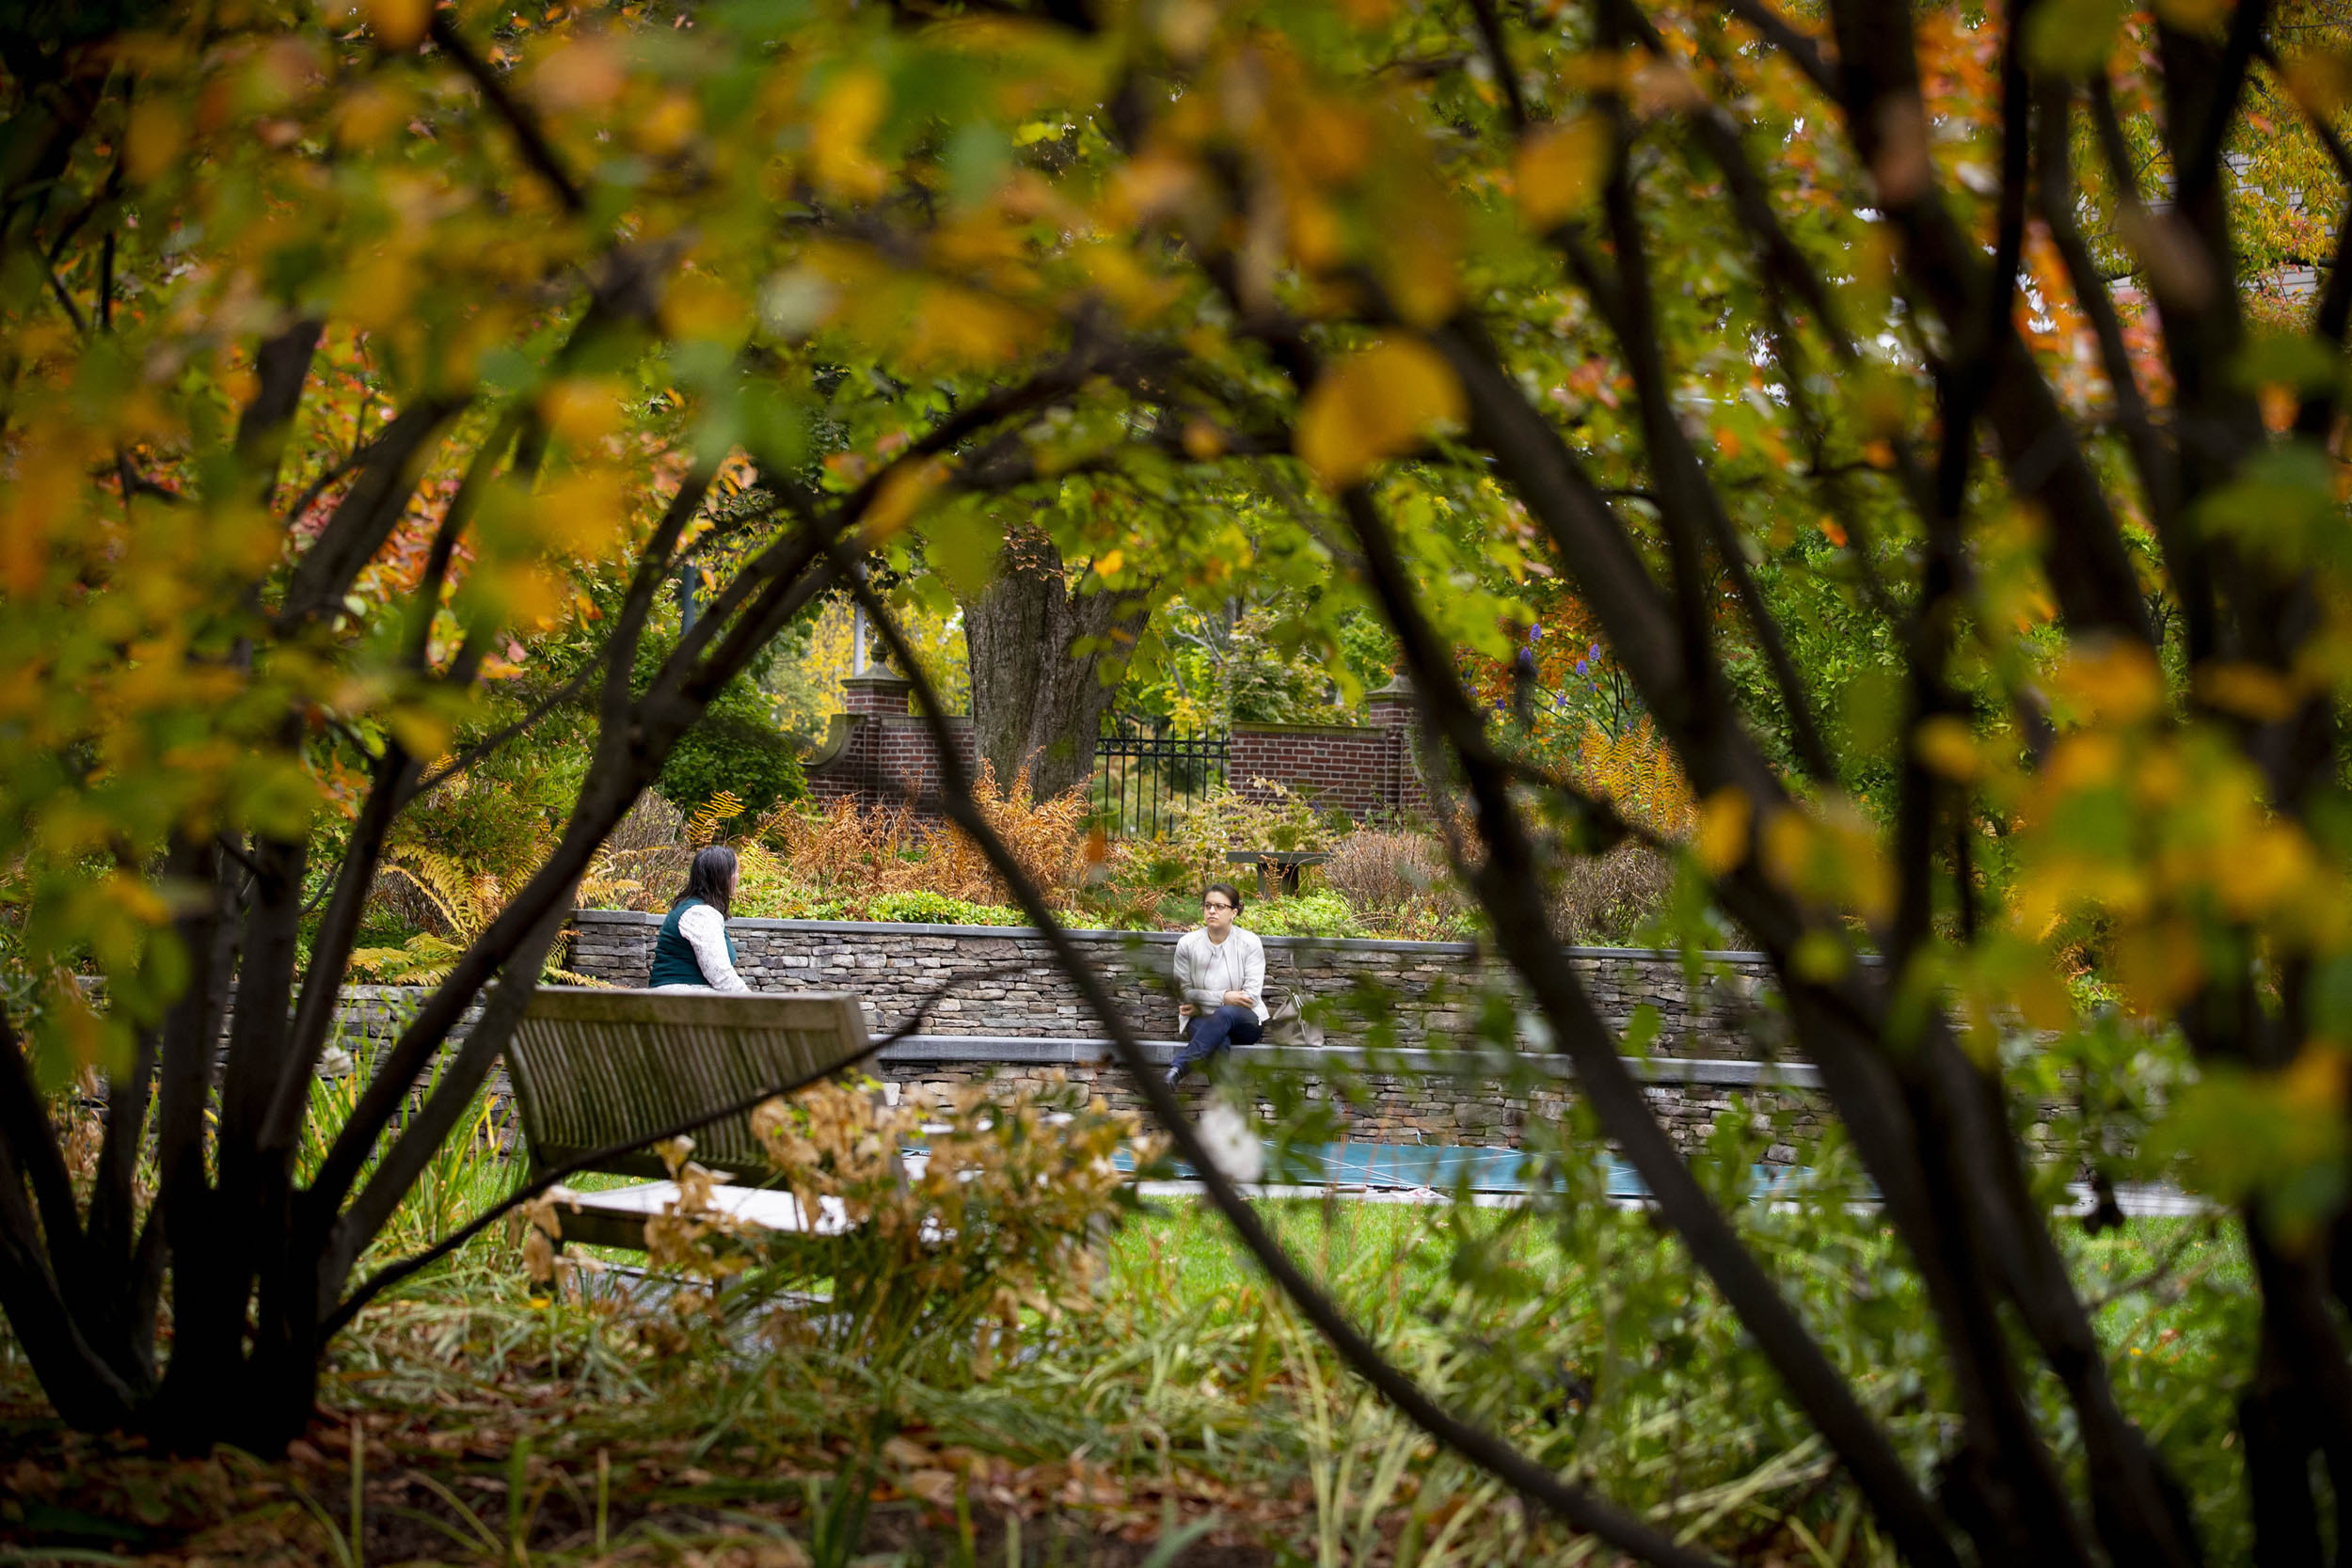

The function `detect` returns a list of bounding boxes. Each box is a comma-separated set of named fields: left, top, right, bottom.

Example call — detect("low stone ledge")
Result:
left=567, top=907, right=1770, bottom=964
left=879, top=1034, right=1823, bottom=1087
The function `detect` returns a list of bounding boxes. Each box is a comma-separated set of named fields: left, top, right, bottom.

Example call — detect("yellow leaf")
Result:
left=1294, top=338, right=1466, bottom=490
left=2055, top=639, right=2165, bottom=725
left=1514, top=116, right=1608, bottom=230
left=336, top=82, right=411, bottom=149
left=540, top=378, right=628, bottom=446
left=2285, top=51, right=2352, bottom=117
left=811, top=69, right=890, bottom=202
left=361, top=0, right=430, bottom=50
left=531, top=470, right=628, bottom=556
left=2282, top=1045, right=2347, bottom=1112
left=2153, top=0, right=2231, bottom=32
left=2214, top=822, right=2316, bottom=919
left=531, top=38, right=625, bottom=112
left=638, top=92, right=701, bottom=156
left=1693, top=786, right=1750, bottom=875
left=1912, top=715, right=1979, bottom=780
left=865, top=458, right=947, bottom=542
left=2197, top=660, right=2300, bottom=723
left=661, top=272, right=749, bottom=346
left=2113, top=917, right=2204, bottom=1016
left=123, top=100, right=186, bottom=183
left=1291, top=102, right=1373, bottom=182
left=385, top=705, right=453, bottom=760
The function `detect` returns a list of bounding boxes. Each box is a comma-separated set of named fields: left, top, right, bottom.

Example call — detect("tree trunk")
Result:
left=962, top=525, right=1150, bottom=802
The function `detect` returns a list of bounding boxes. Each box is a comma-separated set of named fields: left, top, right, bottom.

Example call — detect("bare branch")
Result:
left=1462, top=0, right=1529, bottom=132
left=427, top=15, right=587, bottom=215
left=1719, top=0, right=1837, bottom=97
left=276, top=395, right=470, bottom=631
left=234, top=317, right=326, bottom=505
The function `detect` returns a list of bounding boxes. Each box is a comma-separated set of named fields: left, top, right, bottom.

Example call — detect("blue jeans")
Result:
left=1171, top=1005, right=1263, bottom=1079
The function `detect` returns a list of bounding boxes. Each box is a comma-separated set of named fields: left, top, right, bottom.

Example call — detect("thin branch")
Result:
left=427, top=15, right=587, bottom=215
left=1463, top=0, right=1529, bottom=132
left=1719, top=0, right=1838, bottom=97
left=276, top=395, right=471, bottom=631
left=2032, top=81, right=2181, bottom=562
left=402, top=653, right=610, bottom=810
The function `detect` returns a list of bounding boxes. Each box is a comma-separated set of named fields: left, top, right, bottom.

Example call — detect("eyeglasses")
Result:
left=1202, top=900, right=1233, bottom=911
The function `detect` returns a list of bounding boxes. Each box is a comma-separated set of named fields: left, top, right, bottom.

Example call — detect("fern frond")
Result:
left=686, top=791, right=744, bottom=847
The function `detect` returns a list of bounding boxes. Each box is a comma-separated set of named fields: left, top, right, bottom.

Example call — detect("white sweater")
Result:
left=1172, top=927, right=1267, bottom=1027
left=676, top=902, right=748, bottom=991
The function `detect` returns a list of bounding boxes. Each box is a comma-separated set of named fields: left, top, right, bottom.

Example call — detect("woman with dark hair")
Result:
left=1166, top=880, right=1265, bottom=1085
left=648, top=845, right=749, bottom=991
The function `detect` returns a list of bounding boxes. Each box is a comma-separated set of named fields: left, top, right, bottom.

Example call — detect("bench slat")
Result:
left=509, top=989, right=870, bottom=1180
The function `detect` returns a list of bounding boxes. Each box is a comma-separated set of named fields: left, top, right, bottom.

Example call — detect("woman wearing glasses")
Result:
left=1166, top=882, right=1267, bottom=1085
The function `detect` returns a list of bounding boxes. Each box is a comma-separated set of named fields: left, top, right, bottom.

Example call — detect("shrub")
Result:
left=657, top=708, right=805, bottom=822
left=755, top=794, right=935, bottom=899
left=634, top=626, right=806, bottom=820
left=578, top=793, right=696, bottom=912
left=1560, top=719, right=1694, bottom=840
left=1162, top=780, right=1339, bottom=887
left=1245, top=889, right=1367, bottom=940
left=1550, top=841, right=1677, bottom=946
left=724, top=1076, right=1153, bottom=1377
left=864, top=890, right=1025, bottom=927
left=379, top=772, right=552, bottom=936
left=1324, top=830, right=1456, bottom=913
left=930, top=762, right=1092, bottom=904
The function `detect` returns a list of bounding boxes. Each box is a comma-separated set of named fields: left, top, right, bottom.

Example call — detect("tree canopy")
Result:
left=6, top=0, right=2352, bottom=1561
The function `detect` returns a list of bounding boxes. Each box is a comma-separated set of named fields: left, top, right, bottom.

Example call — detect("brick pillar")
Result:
left=1367, top=674, right=1426, bottom=816
left=842, top=670, right=914, bottom=716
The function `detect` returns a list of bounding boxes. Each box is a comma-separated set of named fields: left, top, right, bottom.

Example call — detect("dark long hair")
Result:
left=676, top=845, right=739, bottom=917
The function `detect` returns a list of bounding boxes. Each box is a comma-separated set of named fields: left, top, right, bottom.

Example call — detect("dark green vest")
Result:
left=649, top=896, right=737, bottom=987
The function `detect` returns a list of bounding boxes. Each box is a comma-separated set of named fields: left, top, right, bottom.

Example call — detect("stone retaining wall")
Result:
left=564, top=910, right=1782, bottom=1058
left=560, top=911, right=1812, bottom=1157
left=878, top=1038, right=1824, bottom=1161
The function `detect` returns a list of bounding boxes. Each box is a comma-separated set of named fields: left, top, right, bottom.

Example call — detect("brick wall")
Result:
left=1230, top=721, right=1424, bottom=817
left=803, top=669, right=985, bottom=812
left=803, top=670, right=1433, bottom=820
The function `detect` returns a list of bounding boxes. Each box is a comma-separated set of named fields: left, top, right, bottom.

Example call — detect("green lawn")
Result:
left=1, top=1122, right=2258, bottom=1567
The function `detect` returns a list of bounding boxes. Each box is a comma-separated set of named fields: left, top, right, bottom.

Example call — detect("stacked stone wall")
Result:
left=564, top=911, right=1816, bottom=1158
left=564, top=911, right=1776, bottom=1056
left=878, top=1053, right=1822, bottom=1162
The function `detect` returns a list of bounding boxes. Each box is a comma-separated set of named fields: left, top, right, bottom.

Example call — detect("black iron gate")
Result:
left=1092, top=733, right=1228, bottom=838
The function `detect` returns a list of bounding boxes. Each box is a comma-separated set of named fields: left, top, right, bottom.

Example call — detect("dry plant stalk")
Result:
left=930, top=763, right=1091, bottom=904
left=753, top=792, right=934, bottom=898
left=1324, top=831, right=1457, bottom=914
left=742, top=1074, right=1153, bottom=1371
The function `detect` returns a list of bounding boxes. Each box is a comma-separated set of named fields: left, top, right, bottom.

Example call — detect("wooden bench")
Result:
left=505, top=988, right=875, bottom=1250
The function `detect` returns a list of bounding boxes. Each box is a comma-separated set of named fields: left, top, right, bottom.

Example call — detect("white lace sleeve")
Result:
left=677, top=903, right=749, bottom=991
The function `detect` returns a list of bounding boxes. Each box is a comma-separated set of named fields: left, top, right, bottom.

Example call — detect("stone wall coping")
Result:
left=880, top=1033, right=1821, bottom=1086
left=567, top=908, right=1773, bottom=965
